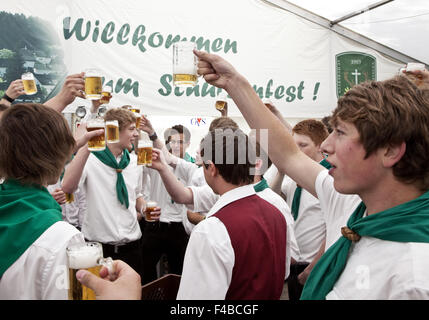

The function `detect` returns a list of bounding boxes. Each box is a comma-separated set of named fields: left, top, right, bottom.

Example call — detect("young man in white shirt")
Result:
left=176, top=128, right=288, bottom=299
left=62, top=108, right=151, bottom=281
left=194, top=51, right=429, bottom=300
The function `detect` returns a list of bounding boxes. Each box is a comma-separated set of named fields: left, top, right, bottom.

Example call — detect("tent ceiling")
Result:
left=268, top=0, right=429, bottom=64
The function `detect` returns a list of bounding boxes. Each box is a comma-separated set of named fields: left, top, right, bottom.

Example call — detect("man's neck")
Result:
left=361, top=176, right=424, bottom=215
left=216, top=181, right=249, bottom=196
left=108, top=144, right=123, bottom=158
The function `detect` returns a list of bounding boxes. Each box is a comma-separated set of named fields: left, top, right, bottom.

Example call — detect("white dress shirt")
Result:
left=79, top=152, right=143, bottom=245
left=315, top=170, right=429, bottom=299
left=0, top=222, right=84, bottom=300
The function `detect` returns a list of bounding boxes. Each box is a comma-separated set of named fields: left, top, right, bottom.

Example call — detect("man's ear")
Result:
left=382, top=142, right=406, bottom=168
left=207, top=161, right=218, bottom=177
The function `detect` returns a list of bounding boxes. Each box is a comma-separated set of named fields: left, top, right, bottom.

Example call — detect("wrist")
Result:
left=149, top=131, right=158, bottom=141
left=2, top=93, right=15, bottom=103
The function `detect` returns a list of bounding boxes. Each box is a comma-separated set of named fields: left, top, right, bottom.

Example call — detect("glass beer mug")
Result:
left=66, top=242, right=114, bottom=300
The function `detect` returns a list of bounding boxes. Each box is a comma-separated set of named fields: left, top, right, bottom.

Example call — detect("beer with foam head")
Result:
left=145, top=201, right=158, bottom=222
left=21, top=72, right=37, bottom=95
left=135, top=113, right=142, bottom=129
left=137, top=140, right=153, bottom=166
left=106, top=120, right=119, bottom=144
left=173, top=41, right=198, bottom=87
left=67, top=242, right=104, bottom=300
left=215, top=93, right=228, bottom=111
left=100, top=86, right=112, bottom=104
left=87, top=118, right=106, bottom=151
left=84, top=69, right=102, bottom=100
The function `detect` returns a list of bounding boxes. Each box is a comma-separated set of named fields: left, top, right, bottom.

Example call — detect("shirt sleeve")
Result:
left=174, top=158, right=199, bottom=186
left=177, top=217, right=234, bottom=299
left=189, top=185, right=219, bottom=213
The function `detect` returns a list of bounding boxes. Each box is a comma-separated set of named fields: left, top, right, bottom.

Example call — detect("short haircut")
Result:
left=332, top=75, right=429, bottom=191
left=0, top=103, right=75, bottom=186
left=104, top=107, right=136, bottom=131
left=0, top=104, right=9, bottom=112
left=164, top=124, right=191, bottom=143
left=209, top=117, right=239, bottom=131
left=292, top=119, right=329, bottom=146
left=321, top=115, right=333, bottom=133
left=200, top=127, right=255, bottom=185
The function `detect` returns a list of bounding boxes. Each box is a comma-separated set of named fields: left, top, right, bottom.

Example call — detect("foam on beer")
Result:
left=138, top=140, right=152, bottom=148
left=67, top=244, right=102, bottom=269
left=147, top=201, right=157, bottom=208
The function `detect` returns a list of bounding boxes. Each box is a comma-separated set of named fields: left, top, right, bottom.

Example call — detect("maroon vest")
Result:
left=213, top=194, right=286, bottom=300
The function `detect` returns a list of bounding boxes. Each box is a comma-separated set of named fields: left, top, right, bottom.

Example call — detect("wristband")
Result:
left=149, top=131, right=158, bottom=141
left=2, top=93, right=14, bottom=103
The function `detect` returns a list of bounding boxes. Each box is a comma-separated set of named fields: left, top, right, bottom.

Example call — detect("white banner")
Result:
left=0, top=0, right=403, bottom=120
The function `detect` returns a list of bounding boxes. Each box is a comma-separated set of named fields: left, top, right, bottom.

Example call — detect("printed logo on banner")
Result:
left=190, top=118, right=207, bottom=126
left=336, top=52, right=376, bottom=98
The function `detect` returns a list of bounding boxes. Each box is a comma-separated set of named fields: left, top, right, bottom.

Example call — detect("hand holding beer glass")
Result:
left=99, top=86, right=112, bottom=104
left=21, top=72, right=37, bottom=95
left=67, top=242, right=114, bottom=300
left=87, top=118, right=106, bottom=151
left=144, top=201, right=161, bottom=222
left=137, top=139, right=153, bottom=166
left=84, top=69, right=102, bottom=100
left=173, top=41, right=198, bottom=87
left=106, top=120, right=120, bottom=144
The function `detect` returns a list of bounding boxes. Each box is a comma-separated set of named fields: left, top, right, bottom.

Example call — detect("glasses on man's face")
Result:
left=169, top=140, right=184, bottom=146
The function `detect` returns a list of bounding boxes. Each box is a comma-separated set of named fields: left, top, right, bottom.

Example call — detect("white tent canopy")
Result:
left=267, top=0, right=429, bottom=64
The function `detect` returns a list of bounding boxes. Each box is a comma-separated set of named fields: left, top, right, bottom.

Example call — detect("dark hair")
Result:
left=332, top=75, right=429, bottom=190
left=321, top=115, right=333, bottom=133
left=0, top=104, right=9, bottom=112
left=200, top=127, right=255, bottom=185
left=0, top=103, right=75, bottom=186
left=164, top=124, right=191, bottom=144
left=209, top=117, right=239, bottom=131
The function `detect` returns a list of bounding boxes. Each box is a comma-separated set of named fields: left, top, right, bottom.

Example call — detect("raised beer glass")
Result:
left=84, top=69, right=102, bottom=100
left=106, top=120, right=119, bottom=144
left=87, top=118, right=106, bottom=151
left=137, top=140, right=153, bottom=166
left=100, top=86, right=112, bottom=104
left=173, top=41, right=198, bottom=87
left=215, top=92, right=228, bottom=111
left=21, top=72, right=37, bottom=95
left=66, top=242, right=113, bottom=300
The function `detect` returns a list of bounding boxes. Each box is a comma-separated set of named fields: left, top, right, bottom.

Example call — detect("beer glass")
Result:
left=145, top=201, right=158, bottom=222
left=137, top=140, right=153, bottom=166
left=129, top=106, right=140, bottom=114
left=21, top=72, right=37, bottom=95
left=135, top=113, right=142, bottom=129
left=406, top=62, right=425, bottom=72
left=65, top=193, right=74, bottom=204
left=87, top=118, right=106, bottom=151
left=84, top=69, right=102, bottom=100
left=100, top=86, right=112, bottom=104
left=106, top=120, right=119, bottom=144
left=215, top=92, right=228, bottom=111
left=67, top=242, right=113, bottom=300
left=172, top=41, right=198, bottom=87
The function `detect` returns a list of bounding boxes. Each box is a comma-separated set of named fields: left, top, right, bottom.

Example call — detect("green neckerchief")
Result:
left=92, top=147, right=131, bottom=208
left=301, top=190, right=429, bottom=300
left=291, top=158, right=332, bottom=220
left=254, top=178, right=269, bottom=193
left=184, top=152, right=195, bottom=163
left=0, top=180, right=62, bottom=277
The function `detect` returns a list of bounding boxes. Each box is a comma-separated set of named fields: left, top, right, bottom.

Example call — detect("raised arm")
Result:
left=44, top=73, right=85, bottom=112
left=0, top=79, right=25, bottom=106
left=149, top=148, right=194, bottom=204
left=194, top=50, right=324, bottom=197
left=61, top=146, right=91, bottom=194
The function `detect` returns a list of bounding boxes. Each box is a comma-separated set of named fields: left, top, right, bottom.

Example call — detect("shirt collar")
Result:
left=207, top=184, right=256, bottom=218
